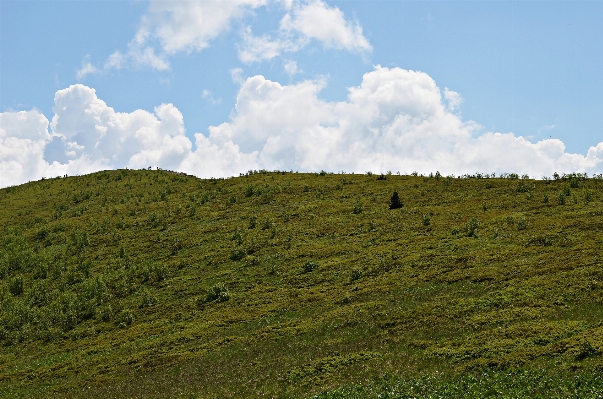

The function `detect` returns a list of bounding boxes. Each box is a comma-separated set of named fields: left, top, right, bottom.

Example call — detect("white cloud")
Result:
left=90, top=0, right=266, bottom=73
left=202, top=90, right=222, bottom=104
left=104, top=51, right=125, bottom=70
left=76, top=57, right=100, bottom=81
left=230, top=68, right=245, bottom=85
left=1, top=85, right=191, bottom=187
left=2, top=68, right=603, bottom=189
left=283, top=60, right=300, bottom=77
left=83, top=0, right=371, bottom=75
left=201, top=66, right=603, bottom=177
left=280, top=0, right=372, bottom=53
left=238, top=26, right=298, bottom=63
left=238, top=0, right=372, bottom=63
left=444, top=87, right=463, bottom=112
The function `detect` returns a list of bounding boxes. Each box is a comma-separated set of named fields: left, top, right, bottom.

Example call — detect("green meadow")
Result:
left=1, top=169, right=603, bottom=397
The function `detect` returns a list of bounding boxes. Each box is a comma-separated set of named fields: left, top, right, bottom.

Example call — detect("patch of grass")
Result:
left=0, top=169, right=602, bottom=397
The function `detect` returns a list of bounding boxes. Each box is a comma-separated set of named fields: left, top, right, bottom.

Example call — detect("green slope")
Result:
left=1, top=169, right=603, bottom=397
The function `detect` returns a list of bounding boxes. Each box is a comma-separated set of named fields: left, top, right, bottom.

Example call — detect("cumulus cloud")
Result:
left=238, top=0, right=371, bottom=63
left=81, top=0, right=371, bottom=75
left=207, top=66, right=602, bottom=176
left=2, top=68, right=603, bottom=188
left=82, top=0, right=266, bottom=74
left=1, top=85, right=191, bottom=187
left=281, top=0, right=372, bottom=52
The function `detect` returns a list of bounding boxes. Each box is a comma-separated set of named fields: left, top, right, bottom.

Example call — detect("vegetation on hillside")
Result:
left=1, top=169, right=603, bottom=397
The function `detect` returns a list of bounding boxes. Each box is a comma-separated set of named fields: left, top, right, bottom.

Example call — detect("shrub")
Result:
left=376, top=174, right=387, bottom=180
left=244, top=185, right=255, bottom=197
left=139, top=288, right=157, bottom=308
left=120, top=309, right=134, bottom=327
left=230, top=248, right=246, bottom=261
left=350, top=269, right=362, bottom=282
left=517, top=218, right=527, bottom=231
left=562, top=184, right=571, bottom=196
left=466, top=217, right=479, bottom=237
left=557, top=191, right=566, bottom=205
left=516, top=179, right=529, bottom=193
left=206, top=283, right=229, bottom=302
left=353, top=198, right=363, bottom=214
left=422, top=214, right=431, bottom=226
left=98, top=304, right=112, bottom=322
left=542, top=193, right=549, bottom=203
left=584, top=189, right=592, bottom=205
left=303, top=260, right=319, bottom=273
left=9, top=276, right=24, bottom=296
left=232, top=228, right=244, bottom=245
left=249, top=215, right=257, bottom=229
left=389, top=192, right=403, bottom=210
left=152, top=263, right=168, bottom=282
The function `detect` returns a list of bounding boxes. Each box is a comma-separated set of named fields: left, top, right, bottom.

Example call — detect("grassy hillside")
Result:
left=1, top=169, right=603, bottom=397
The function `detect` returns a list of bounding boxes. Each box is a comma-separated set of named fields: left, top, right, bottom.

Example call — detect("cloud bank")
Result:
left=2, top=66, right=603, bottom=188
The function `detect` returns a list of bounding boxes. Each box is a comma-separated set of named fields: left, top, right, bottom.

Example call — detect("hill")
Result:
left=1, top=169, right=603, bottom=397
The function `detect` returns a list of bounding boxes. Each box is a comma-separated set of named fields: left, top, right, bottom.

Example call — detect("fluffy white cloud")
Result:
left=0, top=85, right=192, bottom=187
left=238, top=0, right=371, bottom=63
left=80, top=0, right=371, bottom=75
left=85, top=0, right=266, bottom=74
left=280, top=0, right=372, bottom=52
left=2, top=67, right=603, bottom=189
left=202, top=66, right=603, bottom=177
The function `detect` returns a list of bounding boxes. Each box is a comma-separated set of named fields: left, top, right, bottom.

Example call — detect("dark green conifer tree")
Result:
left=389, top=191, right=403, bottom=210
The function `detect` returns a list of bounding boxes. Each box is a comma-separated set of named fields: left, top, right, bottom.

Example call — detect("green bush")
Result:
left=352, top=198, right=363, bottom=214
left=584, top=189, right=592, bottom=205
left=230, top=248, right=246, bottom=261
left=557, top=191, right=566, bottom=205
left=422, top=214, right=431, bottom=226
left=9, top=276, right=24, bottom=296
left=120, top=309, right=134, bottom=327
left=206, top=283, right=229, bottom=302
left=139, top=288, right=157, bottom=308
left=248, top=215, right=257, bottom=229
left=303, top=260, right=319, bottom=273
left=517, top=218, right=527, bottom=231
left=466, top=217, right=479, bottom=237
left=350, top=269, right=362, bottom=282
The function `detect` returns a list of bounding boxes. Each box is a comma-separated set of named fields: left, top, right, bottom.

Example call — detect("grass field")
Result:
left=1, top=169, right=603, bottom=397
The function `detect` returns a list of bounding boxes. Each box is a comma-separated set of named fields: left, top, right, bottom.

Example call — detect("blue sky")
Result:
left=1, top=0, right=602, bottom=187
